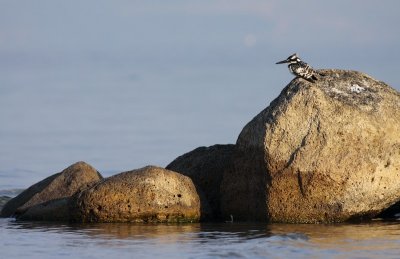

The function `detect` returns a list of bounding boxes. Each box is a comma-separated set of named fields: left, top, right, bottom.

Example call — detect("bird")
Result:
left=276, top=53, right=319, bottom=83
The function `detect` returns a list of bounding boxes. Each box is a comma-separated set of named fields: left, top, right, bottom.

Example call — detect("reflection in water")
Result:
left=9, top=220, right=400, bottom=242
left=2, top=219, right=400, bottom=258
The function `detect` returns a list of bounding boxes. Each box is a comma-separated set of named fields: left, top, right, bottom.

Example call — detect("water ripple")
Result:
left=2, top=220, right=400, bottom=258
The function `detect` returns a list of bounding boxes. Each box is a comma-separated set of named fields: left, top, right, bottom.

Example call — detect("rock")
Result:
left=0, top=196, right=12, bottom=212
left=70, top=166, right=201, bottom=223
left=166, top=144, right=235, bottom=220
left=221, top=147, right=270, bottom=221
left=221, top=69, right=400, bottom=223
left=16, top=198, right=70, bottom=221
left=1, top=161, right=102, bottom=218
left=377, top=201, right=400, bottom=219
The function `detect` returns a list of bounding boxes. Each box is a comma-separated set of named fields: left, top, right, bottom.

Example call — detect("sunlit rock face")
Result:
left=1, top=161, right=102, bottom=219
left=70, top=166, right=201, bottom=223
left=221, top=70, right=400, bottom=223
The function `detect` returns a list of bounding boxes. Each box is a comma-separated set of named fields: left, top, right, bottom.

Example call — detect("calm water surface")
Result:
left=1, top=219, right=400, bottom=258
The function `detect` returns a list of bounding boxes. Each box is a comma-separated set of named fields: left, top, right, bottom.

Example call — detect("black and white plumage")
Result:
left=276, top=53, right=319, bottom=83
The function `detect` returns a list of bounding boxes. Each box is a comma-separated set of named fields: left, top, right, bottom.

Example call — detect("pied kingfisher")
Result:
left=276, top=53, right=319, bottom=83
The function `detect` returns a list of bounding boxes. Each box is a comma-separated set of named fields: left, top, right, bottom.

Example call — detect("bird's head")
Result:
left=276, top=53, right=301, bottom=64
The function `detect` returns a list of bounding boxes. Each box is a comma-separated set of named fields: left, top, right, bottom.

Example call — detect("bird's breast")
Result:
left=288, top=64, right=306, bottom=75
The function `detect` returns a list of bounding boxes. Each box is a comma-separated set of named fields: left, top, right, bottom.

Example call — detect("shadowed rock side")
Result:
left=221, top=69, right=400, bottom=223
left=0, top=196, right=12, bottom=212
left=166, top=144, right=235, bottom=220
left=378, top=201, right=400, bottom=219
left=220, top=147, right=270, bottom=222
left=70, top=166, right=201, bottom=223
left=16, top=198, right=71, bottom=221
left=1, top=161, right=103, bottom=219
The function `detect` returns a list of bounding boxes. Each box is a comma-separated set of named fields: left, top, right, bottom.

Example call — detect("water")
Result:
left=2, top=2, right=400, bottom=258
left=1, top=219, right=400, bottom=258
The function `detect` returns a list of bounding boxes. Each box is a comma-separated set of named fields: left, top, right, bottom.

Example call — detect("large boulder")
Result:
left=221, top=70, right=400, bottom=223
left=166, top=144, right=235, bottom=220
left=70, top=166, right=201, bottom=223
left=1, top=161, right=102, bottom=218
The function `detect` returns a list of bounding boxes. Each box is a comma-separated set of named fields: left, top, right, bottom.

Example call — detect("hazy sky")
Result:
left=1, top=1, right=399, bottom=80
left=1, top=1, right=399, bottom=179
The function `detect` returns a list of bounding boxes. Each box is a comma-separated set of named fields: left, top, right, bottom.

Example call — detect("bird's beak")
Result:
left=276, top=59, right=289, bottom=64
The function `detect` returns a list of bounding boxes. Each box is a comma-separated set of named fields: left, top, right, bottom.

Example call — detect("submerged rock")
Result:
left=70, top=166, right=201, bottom=223
left=221, top=70, right=400, bottom=223
left=167, top=144, right=235, bottom=220
left=1, top=161, right=102, bottom=218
